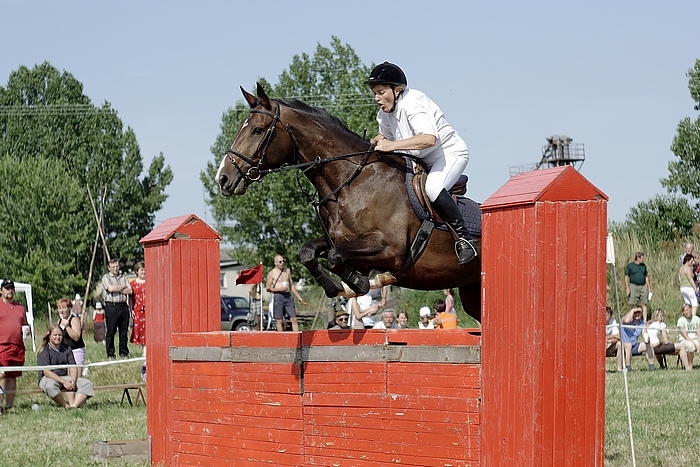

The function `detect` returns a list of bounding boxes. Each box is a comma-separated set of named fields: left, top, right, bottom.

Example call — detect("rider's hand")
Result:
left=374, top=139, right=393, bottom=152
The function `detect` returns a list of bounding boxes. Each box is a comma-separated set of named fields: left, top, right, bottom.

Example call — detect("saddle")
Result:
left=410, top=162, right=468, bottom=223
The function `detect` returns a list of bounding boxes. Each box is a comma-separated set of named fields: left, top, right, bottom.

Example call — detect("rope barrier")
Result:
left=0, top=356, right=145, bottom=373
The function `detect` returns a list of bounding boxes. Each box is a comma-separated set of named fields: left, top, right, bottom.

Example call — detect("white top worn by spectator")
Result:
left=646, top=321, right=666, bottom=347
left=606, top=318, right=619, bottom=337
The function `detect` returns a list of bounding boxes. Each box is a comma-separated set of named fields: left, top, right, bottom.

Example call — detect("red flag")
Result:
left=236, top=263, right=263, bottom=285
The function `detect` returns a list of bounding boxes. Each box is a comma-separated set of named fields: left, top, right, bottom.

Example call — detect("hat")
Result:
left=1, top=279, right=15, bottom=289
left=335, top=310, right=349, bottom=319
left=419, top=306, right=431, bottom=317
left=95, top=302, right=103, bottom=309
left=75, top=293, right=81, bottom=300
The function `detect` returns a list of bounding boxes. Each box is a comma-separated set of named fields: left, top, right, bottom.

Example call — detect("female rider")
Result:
left=366, top=62, right=477, bottom=265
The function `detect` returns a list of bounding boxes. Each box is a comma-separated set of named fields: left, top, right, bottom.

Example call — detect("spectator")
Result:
left=0, top=279, right=28, bottom=409
left=433, top=299, right=458, bottom=329
left=130, top=261, right=146, bottom=381
left=396, top=310, right=409, bottom=329
left=624, top=252, right=652, bottom=322
left=680, top=242, right=694, bottom=265
left=679, top=254, right=698, bottom=317
left=266, top=255, right=303, bottom=332
left=72, top=293, right=84, bottom=324
left=101, top=259, right=133, bottom=358
left=605, top=307, right=621, bottom=368
left=249, top=282, right=262, bottom=326
left=444, top=289, right=457, bottom=314
left=329, top=310, right=350, bottom=330
left=368, top=286, right=388, bottom=309
left=619, top=306, right=650, bottom=372
left=92, top=302, right=105, bottom=343
left=418, top=307, right=435, bottom=329
left=677, top=303, right=700, bottom=367
left=56, top=297, right=86, bottom=367
left=349, top=293, right=379, bottom=329
left=373, top=310, right=398, bottom=329
left=646, top=308, right=692, bottom=371
left=37, top=325, right=94, bottom=408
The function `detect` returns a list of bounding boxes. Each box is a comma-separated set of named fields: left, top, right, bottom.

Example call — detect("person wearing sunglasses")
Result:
left=329, top=310, right=350, bottom=330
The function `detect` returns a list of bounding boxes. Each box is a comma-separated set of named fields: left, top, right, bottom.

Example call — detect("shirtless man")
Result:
left=266, top=255, right=303, bottom=332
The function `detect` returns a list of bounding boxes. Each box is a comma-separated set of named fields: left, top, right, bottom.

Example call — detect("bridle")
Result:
left=224, top=101, right=298, bottom=183
left=222, top=99, right=376, bottom=249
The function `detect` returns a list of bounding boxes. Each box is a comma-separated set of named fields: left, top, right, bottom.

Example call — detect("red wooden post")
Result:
left=140, top=214, right=221, bottom=466
left=480, top=166, right=607, bottom=466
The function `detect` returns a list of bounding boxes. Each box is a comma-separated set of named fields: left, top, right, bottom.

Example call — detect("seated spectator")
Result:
left=37, top=325, right=94, bottom=408
left=329, top=311, right=350, bottom=330
left=605, top=307, right=621, bottom=366
left=619, top=306, right=650, bottom=372
left=373, top=310, right=398, bottom=329
left=418, top=307, right=435, bottom=329
left=396, top=310, right=409, bottom=329
left=433, top=299, right=457, bottom=329
left=646, top=308, right=692, bottom=371
left=349, top=293, right=379, bottom=330
left=677, top=303, right=700, bottom=366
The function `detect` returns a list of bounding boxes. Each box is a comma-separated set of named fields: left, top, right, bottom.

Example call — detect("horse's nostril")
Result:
left=219, top=174, right=228, bottom=188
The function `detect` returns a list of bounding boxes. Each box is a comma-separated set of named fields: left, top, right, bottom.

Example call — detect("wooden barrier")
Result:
left=142, top=166, right=607, bottom=466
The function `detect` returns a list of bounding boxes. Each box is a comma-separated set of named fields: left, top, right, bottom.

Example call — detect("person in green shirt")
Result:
left=624, top=252, right=652, bottom=323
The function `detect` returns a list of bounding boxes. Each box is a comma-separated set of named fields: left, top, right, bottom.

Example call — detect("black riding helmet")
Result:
left=364, top=62, right=407, bottom=87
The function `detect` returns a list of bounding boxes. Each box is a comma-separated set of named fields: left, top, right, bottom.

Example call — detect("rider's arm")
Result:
left=375, top=134, right=436, bottom=152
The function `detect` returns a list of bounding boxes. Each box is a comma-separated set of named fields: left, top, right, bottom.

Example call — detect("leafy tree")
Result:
left=663, top=59, right=700, bottom=198
left=623, top=194, right=697, bottom=242
left=201, top=37, right=377, bottom=276
left=0, top=62, right=173, bottom=304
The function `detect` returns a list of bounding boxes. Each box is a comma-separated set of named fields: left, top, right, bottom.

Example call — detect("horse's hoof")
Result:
left=369, top=271, right=397, bottom=288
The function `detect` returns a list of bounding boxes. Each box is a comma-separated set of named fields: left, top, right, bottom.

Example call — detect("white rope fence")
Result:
left=0, top=356, right=145, bottom=373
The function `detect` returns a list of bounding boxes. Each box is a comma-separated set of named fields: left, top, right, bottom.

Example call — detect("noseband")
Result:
left=224, top=101, right=297, bottom=182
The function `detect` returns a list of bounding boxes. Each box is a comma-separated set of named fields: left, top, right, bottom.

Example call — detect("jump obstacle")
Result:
left=142, top=165, right=608, bottom=466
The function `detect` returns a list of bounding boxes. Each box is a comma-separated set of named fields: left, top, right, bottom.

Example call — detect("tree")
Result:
left=0, top=62, right=173, bottom=305
left=623, top=194, right=697, bottom=242
left=662, top=59, right=700, bottom=198
left=201, top=37, right=377, bottom=275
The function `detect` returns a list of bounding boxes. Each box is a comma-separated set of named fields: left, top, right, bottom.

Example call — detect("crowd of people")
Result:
left=326, top=288, right=461, bottom=331
left=0, top=260, right=147, bottom=412
left=607, top=244, right=700, bottom=372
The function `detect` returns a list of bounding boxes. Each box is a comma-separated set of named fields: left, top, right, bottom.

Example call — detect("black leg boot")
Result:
left=432, top=189, right=479, bottom=265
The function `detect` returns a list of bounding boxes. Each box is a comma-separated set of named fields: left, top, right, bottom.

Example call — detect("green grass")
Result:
left=1, top=333, right=147, bottom=467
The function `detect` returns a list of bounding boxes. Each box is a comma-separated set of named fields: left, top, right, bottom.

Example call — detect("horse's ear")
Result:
left=241, top=86, right=259, bottom=109
left=256, top=82, right=272, bottom=111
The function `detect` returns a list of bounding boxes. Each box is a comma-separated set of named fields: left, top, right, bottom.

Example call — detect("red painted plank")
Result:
left=171, top=332, right=231, bottom=347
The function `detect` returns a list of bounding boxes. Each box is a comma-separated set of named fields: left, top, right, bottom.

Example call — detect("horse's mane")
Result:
left=277, top=98, right=369, bottom=144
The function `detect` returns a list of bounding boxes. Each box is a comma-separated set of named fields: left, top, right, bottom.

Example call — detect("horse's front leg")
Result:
left=299, top=236, right=345, bottom=298
left=326, top=233, right=402, bottom=296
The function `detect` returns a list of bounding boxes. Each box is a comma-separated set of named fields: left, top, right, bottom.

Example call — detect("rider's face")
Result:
left=370, top=84, right=397, bottom=113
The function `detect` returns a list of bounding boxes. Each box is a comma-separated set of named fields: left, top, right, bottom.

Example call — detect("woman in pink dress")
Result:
left=130, top=262, right=146, bottom=380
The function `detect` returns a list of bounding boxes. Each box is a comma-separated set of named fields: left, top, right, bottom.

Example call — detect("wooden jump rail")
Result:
left=6, top=383, right=146, bottom=406
left=142, top=166, right=608, bottom=466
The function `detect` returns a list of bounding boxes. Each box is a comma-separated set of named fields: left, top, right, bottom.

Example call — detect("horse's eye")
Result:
left=252, top=127, right=264, bottom=135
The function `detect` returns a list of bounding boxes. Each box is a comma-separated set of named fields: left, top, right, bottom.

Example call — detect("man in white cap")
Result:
left=418, top=306, right=435, bottom=329
left=0, top=279, right=28, bottom=409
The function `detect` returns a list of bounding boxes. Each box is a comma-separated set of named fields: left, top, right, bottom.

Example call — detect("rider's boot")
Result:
left=432, top=189, right=479, bottom=265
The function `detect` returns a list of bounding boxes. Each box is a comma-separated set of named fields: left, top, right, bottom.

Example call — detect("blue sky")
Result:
left=2, top=1, right=699, bottom=225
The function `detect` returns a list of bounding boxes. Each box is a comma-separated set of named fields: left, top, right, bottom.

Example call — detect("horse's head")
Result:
left=216, top=83, right=296, bottom=196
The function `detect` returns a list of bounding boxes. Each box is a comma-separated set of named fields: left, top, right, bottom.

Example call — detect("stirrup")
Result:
left=456, top=239, right=478, bottom=265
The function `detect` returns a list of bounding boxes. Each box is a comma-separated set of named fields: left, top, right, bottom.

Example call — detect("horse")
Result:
left=216, top=83, right=482, bottom=321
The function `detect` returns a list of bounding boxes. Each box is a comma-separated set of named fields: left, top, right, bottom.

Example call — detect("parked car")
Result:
left=221, top=295, right=251, bottom=331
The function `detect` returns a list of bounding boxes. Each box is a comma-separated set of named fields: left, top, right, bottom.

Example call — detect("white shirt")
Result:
left=606, top=318, right=619, bottom=336
left=376, top=88, right=469, bottom=168
left=646, top=321, right=666, bottom=346
left=418, top=321, right=435, bottom=330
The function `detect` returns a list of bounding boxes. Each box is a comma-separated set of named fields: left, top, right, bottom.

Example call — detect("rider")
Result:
left=366, top=62, right=478, bottom=265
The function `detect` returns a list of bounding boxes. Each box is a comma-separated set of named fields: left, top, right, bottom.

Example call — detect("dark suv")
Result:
left=220, top=295, right=251, bottom=331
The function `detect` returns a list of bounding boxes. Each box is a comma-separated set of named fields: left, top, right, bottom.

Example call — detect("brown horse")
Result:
left=216, top=84, right=481, bottom=321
